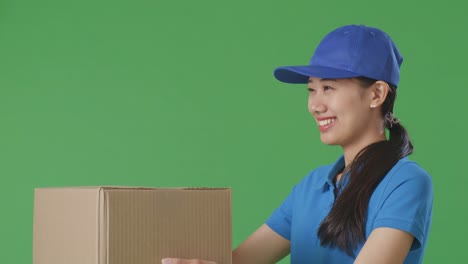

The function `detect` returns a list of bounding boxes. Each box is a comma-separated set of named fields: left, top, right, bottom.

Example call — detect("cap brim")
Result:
left=274, top=65, right=362, bottom=84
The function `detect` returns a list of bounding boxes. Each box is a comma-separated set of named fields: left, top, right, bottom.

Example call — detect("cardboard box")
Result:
left=33, top=187, right=232, bottom=264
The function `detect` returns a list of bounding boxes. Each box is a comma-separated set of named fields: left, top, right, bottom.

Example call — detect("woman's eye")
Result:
left=307, top=88, right=315, bottom=92
left=324, top=86, right=333, bottom=90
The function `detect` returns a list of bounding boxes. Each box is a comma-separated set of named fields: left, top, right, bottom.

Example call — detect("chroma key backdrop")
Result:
left=0, top=0, right=466, bottom=263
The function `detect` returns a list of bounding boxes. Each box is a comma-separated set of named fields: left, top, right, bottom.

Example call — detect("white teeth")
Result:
left=318, top=118, right=335, bottom=126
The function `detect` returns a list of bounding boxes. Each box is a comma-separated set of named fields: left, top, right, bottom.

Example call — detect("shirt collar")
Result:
left=321, top=155, right=346, bottom=189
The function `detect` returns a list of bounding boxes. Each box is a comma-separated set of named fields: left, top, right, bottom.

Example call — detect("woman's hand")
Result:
left=161, top=258, right=217, bottom=264
left=161, top=224, right=290, bottom=264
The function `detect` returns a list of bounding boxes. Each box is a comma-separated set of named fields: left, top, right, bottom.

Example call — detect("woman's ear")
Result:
left=369, top=81, right=389, bottom=108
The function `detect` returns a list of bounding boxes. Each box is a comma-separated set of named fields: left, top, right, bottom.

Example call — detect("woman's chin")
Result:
left=319, top=135, right=340, bottom=146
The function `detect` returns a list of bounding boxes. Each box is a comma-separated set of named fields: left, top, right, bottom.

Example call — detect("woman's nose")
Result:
left=308, top=98, right=326, bottom=115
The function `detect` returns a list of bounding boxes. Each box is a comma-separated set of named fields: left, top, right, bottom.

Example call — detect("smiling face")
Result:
left=307, top=77, right=385, bottom=151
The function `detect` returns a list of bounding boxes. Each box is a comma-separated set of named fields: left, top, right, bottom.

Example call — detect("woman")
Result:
left=162, top=24, right=433, bottom=264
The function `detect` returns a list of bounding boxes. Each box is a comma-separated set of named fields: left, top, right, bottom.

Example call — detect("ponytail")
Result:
left=317, top=77, right=413, bottom=256
left=387, top=114, right=413, bottom=158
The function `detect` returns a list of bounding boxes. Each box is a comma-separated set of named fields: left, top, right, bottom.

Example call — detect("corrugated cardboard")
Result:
left=33, top=187, right=232, bottom=264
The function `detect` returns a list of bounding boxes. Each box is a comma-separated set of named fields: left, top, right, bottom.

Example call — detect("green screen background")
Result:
left=1, top=0, right=466, bottom=263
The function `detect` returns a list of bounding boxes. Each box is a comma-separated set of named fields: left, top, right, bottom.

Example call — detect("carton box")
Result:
left=33, top=187, right=232, bottom=264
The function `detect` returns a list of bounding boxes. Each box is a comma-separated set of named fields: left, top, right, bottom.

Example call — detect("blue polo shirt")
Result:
left=266, top=156, right=433, bottom=264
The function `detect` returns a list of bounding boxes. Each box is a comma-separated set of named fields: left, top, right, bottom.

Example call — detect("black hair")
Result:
left=317, top=77, right=413, bottom=256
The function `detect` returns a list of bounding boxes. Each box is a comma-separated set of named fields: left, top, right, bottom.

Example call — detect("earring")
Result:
left=370, top=104, right=376, bottom=108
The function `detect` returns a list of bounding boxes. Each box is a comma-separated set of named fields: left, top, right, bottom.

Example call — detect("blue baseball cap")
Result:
left=273, top=25, right=403, bottom=87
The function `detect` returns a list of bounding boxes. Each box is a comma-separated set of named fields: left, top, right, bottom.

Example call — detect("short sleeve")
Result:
left=265, top=185, right=297, bottom=241
left=372, top=163, right=433, bottom=249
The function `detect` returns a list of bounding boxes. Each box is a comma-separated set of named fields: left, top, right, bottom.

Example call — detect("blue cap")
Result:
left=273, top=25, right=403, bottom=87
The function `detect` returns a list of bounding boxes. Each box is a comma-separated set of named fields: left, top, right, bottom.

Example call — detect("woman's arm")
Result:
left=233, top=224, right=290, bottom=264
left=354, top=227, right=414, bottom=264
